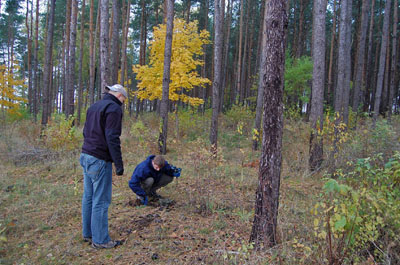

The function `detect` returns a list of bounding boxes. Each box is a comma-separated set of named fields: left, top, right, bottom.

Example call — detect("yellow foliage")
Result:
left=133, top=19, right=211, bottom=107
left=0, top=63, right=27, bottom=116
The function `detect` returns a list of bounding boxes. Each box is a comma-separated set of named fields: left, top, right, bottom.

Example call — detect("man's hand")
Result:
left=137, top=196, right=148, bottom=206
left=116, top=166, right=124, bottom=176
left=171, top=166, right=182, bottom=177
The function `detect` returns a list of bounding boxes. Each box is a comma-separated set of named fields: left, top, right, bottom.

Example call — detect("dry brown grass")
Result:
left=1, top=113, right=398, bottom=264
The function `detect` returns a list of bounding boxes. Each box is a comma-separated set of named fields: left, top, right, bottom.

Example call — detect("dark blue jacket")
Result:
left=129, top=155, right=173, bottom=197
left=82, top=93, right=123, bottom=172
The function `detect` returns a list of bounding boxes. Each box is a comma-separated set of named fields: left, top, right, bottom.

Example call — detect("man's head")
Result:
left=152, top=155, right=165, bottom=171
left=106, top=84, right=127, bottom=104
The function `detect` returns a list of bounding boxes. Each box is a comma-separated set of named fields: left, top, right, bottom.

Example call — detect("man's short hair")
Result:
left=153, top=155, right=165, bottom=168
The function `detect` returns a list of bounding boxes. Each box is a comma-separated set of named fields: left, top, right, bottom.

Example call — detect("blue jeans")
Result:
left=80, top=153, right=112, bottom=244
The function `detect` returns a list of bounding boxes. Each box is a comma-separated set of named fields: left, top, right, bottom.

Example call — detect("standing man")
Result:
left=80, top=84, right=127, bottom=249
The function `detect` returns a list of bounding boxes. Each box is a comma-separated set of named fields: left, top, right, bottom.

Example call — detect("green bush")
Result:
left=42, top=113, right=82, bottom=151
left=312, top=152, right=400, bottom=263
left=224, top=105, right=254, bottom=133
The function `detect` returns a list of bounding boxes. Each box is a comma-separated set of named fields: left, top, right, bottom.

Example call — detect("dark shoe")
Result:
left=83, top=237, right=92, bottom=243
left=92, top=240, right=122, bottom=249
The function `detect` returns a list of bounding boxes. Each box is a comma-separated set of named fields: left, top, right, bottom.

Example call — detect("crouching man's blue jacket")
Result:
left=129, top=155, right=174, bottom=197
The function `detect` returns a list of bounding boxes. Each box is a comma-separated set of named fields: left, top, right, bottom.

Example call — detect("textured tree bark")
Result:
left=250, top=0, right=287, bottom=249
left=373, top=0, right=392, bottom=124
left=309, top=0, right=327, bottom=172
left=342, top=0, right=352, bottom=125
left=110, top=0, right=120, bottom=85
left=210, top=0, right=223, bottom=156
left=252, top=1, right=268, bottom=151
left=41, top=0, right=56, bottom=126
left=99, top=0, right=110, bottom=94
left=158, top=0, right=174, bottom=155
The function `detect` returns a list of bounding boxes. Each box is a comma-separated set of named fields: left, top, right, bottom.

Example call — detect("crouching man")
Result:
left=128, top=155, right=181, bottom=205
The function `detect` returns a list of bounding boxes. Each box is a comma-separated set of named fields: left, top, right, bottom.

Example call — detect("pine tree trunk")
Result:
left=201, top=0, right=209, bottom=113
left=110, top=0, right=120, bottom=85
left=33, top=0, right=39, bottom=121
left=373, top=0, right=391, bottom=124
left=309, top=0, right=327, bottom=172
left=210, top=0, right=223, bottom=156
left=100, top=0, right=110, bottom=93
left=352, top=0, right=370, bottom=113
left=235, top=0, right=244, bottom=105
left=41, top=0, right=56, bottom=126
left=382, top=40, right=390, bottom=114
left=120, top=0, right=131, bottom=87
left=67, top=0, right=78, bottom=117
left=250, top=0, right=287, bottom=249
left=240, top=0, right=249, bottom=105
left=137, top=0, right=147, bottom=118
left=252, top=1, right=268, bottom=151
left=158, top=0, right=174, bottom=154
left=327, top=0, right=337, bottom=106
left=64, top=0, right=72, bottom=114
left=365, top=0, right=376, bottom=112
left=334, top=0, right=351, bottom=117
left=342, top=0, right=352, bottom=125
left=89, top=0, right=95, bottom=105
left=77, top=0, right=86, bottom=125
left=388, top=0, right=398, bottom=122
left=221, top=0, right=232, bottom=109
left=25, top=0, right=33, bottom=115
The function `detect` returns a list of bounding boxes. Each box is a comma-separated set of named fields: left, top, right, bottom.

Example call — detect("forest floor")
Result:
left=0, top=112, right=399, bottom=264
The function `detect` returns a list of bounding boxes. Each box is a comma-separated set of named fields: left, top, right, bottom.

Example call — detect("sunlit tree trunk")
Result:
left=210, top=0, right=223, bottom=156
left=41, top=0, right=56, bottom=126
left=309, top=0, right=327, bottom=171
left=373, top=0, right=391, bottom=124
left=158, top=0, right=174, bottom=154
left=250, top=0, right=287, bottom=249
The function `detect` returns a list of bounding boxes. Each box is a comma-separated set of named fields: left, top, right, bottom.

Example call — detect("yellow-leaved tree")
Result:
left=133, top=19, right=211, bottom=106
left=0, top=63, right=26, bottom=117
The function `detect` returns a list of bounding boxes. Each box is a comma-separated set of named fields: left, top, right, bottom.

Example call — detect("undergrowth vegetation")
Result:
left=0, top=109, right=399, bottom=264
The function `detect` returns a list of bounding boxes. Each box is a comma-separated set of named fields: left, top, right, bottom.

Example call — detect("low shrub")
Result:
left=312, top=152, right=400, bottom=264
